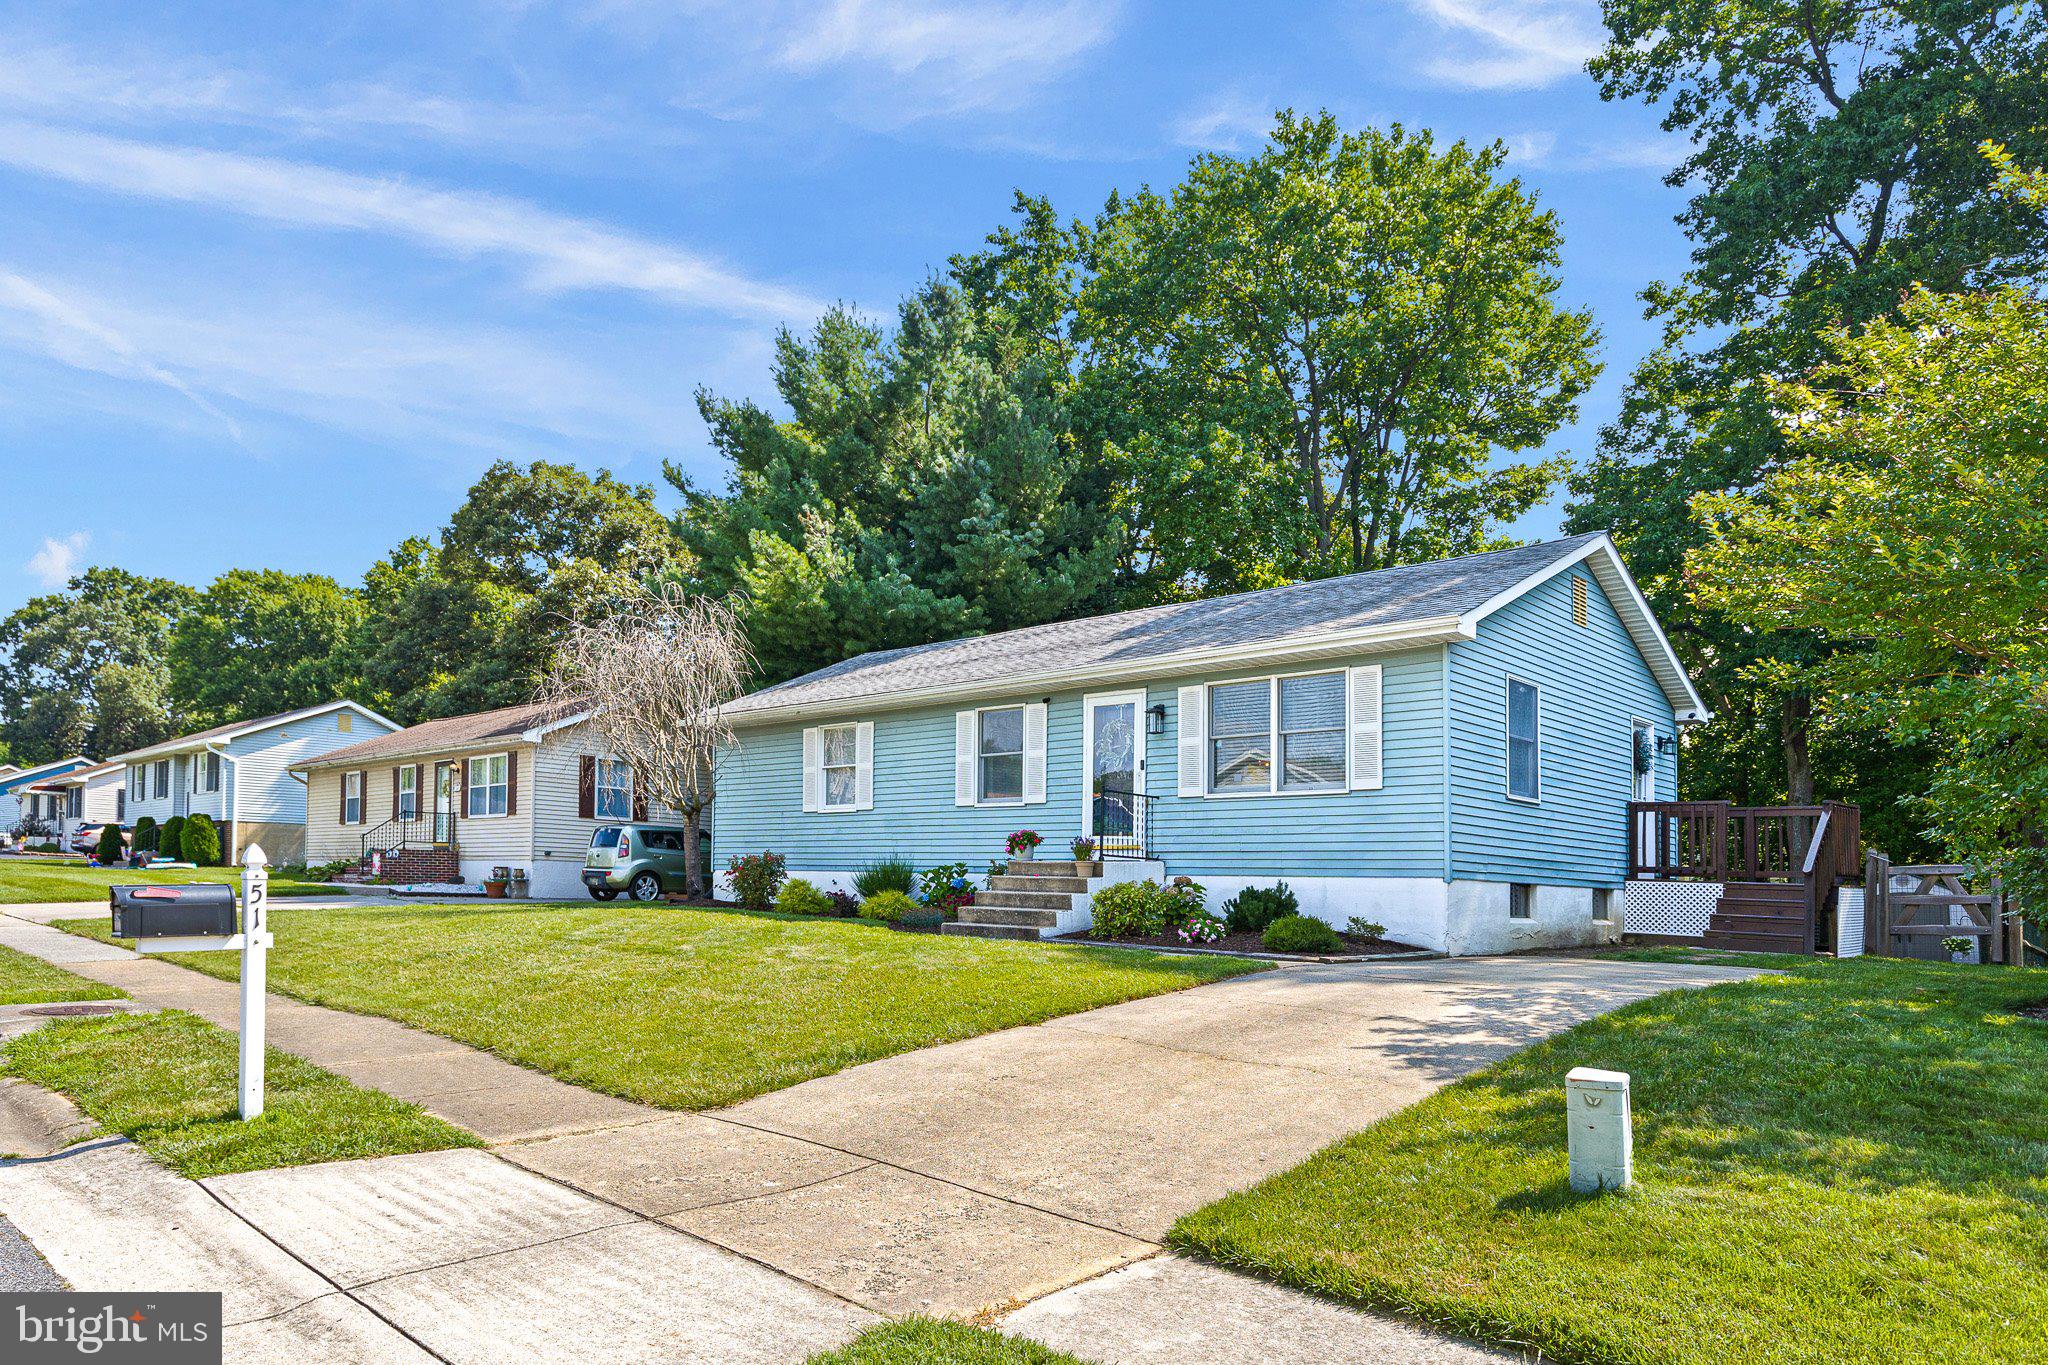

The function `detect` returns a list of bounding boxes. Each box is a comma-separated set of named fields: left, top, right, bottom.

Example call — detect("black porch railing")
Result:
left=1091, top=786, right=1153, bottom=860
left=359, top=812, right=455, bottom=868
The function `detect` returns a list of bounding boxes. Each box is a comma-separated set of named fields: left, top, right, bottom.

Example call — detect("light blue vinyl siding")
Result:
left=1446, top=569, right=1678, bottom=887
left=715, top=646, right=1449, bottom=880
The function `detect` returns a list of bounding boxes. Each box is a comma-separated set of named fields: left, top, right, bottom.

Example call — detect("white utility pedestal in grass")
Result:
left=1566, top=1067, right=1632, bottom=1194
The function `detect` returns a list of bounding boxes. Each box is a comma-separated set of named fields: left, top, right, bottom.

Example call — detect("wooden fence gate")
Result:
left=1862, top=855, right=2025, bottom=964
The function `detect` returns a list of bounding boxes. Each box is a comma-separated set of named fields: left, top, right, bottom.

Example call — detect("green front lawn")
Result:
left=63, top=901, right=1261, bottom=1109
left=0, top=942, right=125, bottom=1005
left=1172, top=956, right=2048, bottom=1365
left=0, top=860, right=330, bottom=904
left=808, top=1320, right=1090, bottom=1365
left=3, top=1009, right=480, bottom=1176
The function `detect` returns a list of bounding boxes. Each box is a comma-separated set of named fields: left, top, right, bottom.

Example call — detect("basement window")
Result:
left=1509, top=884, right=1534, bottom=920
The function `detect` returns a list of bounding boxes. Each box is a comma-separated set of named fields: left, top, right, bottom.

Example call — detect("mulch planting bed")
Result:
left=2017, top=1001, right=2048, bottom=1022
left=1057, top=929, right=1426, bottom=957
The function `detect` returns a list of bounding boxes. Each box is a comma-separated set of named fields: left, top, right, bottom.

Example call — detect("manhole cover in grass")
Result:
left=22, top=1004, right=126, bottom=1017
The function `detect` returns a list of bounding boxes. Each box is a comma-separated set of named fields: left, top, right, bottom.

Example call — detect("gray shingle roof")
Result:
left=726, top=533, right=1610, bottom=720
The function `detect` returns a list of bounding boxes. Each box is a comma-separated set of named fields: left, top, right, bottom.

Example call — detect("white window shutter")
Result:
left=1177, top=684, right=1206, bottom=797
left=855, top=721, right=875, bottom=811
left=1349, top=664, right=1384, bottom=791
left=801, top=727, right=822, bottom=813
left=955, top=711, right=976, bottom=806
left=1023, top=702, right=1048, bottom=805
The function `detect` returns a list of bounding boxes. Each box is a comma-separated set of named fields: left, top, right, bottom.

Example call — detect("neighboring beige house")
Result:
left=294, top=700, right=681, bottom=899
left=111, top=701, right=402, bottom=865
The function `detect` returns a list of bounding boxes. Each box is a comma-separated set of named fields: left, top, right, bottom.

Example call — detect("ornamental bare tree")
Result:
left=538, top=584, right=751, bottom=896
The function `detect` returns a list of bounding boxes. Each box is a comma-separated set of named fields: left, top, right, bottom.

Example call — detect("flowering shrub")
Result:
left=1006, top=830, right=1042, bottom=855
left=1163, top=876, right=1206, bottom=925
left=915, top=862, right=975, bottom=917
left=726, top=850, right=787, bottom=911
left=1176, top=911, right=1227, bottom=945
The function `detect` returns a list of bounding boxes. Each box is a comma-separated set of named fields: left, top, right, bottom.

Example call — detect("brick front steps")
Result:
left=945, top=860, right=1101, bottom=942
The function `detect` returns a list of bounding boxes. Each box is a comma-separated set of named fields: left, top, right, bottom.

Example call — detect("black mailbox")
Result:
left=110, top=884, right=238, bottom=939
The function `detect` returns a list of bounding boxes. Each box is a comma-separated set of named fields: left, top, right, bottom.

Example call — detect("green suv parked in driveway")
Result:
left=583, top=824, right=709, bottom=901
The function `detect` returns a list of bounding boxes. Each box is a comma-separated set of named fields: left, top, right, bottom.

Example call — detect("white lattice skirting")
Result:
left=1835, top=887, right=1865, bottom=958
left=1623, top=881, right=1723, bottom=938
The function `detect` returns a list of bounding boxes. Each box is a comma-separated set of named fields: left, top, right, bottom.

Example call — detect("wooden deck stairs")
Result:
left=1702, top=881, right=1813, bottom=954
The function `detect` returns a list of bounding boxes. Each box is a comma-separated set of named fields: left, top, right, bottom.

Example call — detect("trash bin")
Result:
left=110, top=884, right=238, bottom=939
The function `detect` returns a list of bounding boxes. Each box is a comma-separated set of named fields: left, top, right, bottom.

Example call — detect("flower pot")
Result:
left=1013, top=846, right=1035, bottom=860
left=482, top=880, right=509, bottom=899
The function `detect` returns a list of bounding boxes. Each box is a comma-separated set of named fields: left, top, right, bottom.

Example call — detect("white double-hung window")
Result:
left=1181, top=666, right=1380, bottom=797
left=594, top=759, right=634, bottom=820
left=1506, top=678, right=1541, bottom=801
left=1208, top=672, right=1346, bottom=794
left=396, top=764, right=419, bottom=820
left=468, top=754, right=509, bottom=817
left=978, top=706, right=1026, bottom=802
left=342, top=771, right=363, bottom=825
left=819, top=727, right=858, bottom=811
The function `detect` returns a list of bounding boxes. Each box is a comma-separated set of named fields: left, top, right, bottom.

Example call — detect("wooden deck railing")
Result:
left=1629, top=800, right=1860, bottom=885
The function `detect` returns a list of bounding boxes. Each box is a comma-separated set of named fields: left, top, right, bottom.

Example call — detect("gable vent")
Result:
left=1571, top=575, right=1589, bottom=627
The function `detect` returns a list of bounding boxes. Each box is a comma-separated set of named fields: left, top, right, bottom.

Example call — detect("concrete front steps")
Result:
left=944, top=859, right=1099, bottom=941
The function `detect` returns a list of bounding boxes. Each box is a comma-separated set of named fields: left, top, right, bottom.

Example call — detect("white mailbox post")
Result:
left=135, top=843, right=273, bottom=1120
left=1566, top=1067, right=1632, bottom=1194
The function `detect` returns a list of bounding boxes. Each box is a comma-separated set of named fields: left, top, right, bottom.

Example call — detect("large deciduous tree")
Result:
left=0, top=568, right=194, bottom=764
left=168, top=570, right=367, bottom=724
left=1567, top=0, right=2048, bottom=803
left=1687, top=286, right=2048, bottom=915
left=356, top=463, right=683, bottom=720
left=538, top=583, right=751, bottom=896
left=1077, top=113, right=1598, bottom=590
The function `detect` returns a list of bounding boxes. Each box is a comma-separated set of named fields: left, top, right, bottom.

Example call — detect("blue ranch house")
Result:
left=714, top=533, right=1707, bottom=955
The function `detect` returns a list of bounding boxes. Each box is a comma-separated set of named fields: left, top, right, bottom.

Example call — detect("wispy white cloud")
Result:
left=26, top=532, right=89, bottom=589
left=0, top=41, right=628, bottom=156
left=0, top=266, right=718, bottom=458
left=1169, top=93, right=1277, bottom=153
left=0, top=270, right=246, bottom=443
left=1499, top=129, right=1695, bottom=173
left=1405, top=0, right=1603, bottom=90
left=778, top=0, right=1120, bottom=116
left=0, top=122, right=824, bottom=321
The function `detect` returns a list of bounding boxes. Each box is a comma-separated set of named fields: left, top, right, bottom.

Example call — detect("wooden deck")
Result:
left=1628, top=801, right=1862, bottom=954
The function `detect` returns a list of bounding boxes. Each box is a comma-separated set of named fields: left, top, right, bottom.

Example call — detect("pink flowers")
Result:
left=1006, top=830, right=1042, bottom=855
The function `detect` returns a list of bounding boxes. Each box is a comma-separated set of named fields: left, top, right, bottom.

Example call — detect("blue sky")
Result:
left=0, top=0, right=1692, bottom=617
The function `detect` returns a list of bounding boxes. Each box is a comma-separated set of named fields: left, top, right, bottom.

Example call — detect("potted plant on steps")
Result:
left=1007, top=830, right=1042, bottom=862
left=1070, top=836, right=1099, bottom=877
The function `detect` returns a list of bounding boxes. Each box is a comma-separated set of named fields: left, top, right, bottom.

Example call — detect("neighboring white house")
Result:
left=33, top=762, right=128, bottom=849
left=110, top=701, right=401, bottom=865
left=0, top=755, right=94, bottom=836
left=294, top=699, right=684, bottom=898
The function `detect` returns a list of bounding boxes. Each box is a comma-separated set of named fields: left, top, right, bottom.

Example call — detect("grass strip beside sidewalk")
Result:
left=3, top=1009, right=480, bottom=1177
left=1171, top=955, right=2048, bottom=1364
left=0, top=943, right=125, bottom=1006
left=57, top=900, right=1263, bottom=1110
left=0, top=861, right=331, bottom=905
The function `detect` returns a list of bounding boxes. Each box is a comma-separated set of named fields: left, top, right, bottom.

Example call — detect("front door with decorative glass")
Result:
left=1083, top=691, right=1144, bottom=855
left=433, top=762, right=456, bottom=845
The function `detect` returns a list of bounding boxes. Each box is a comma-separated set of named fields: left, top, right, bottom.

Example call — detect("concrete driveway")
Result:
left=509, top=953, right=1752, bottom=1318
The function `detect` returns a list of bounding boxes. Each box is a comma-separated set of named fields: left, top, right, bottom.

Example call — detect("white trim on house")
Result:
left=465, top=752, right=511, bottom=819
left=1458, top=534, right=1709, bottom=724
left=1505, top=674, right=1542, bottom=804
left=1080, top=690, right=1147, bottom=840
left=109, top=701, right=401, bottom=765
left=725, top=538, right=1706, bottom=729
left=518, top=709, right=596, bottom=744
left=953, top=702, right=1046, bottom=809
